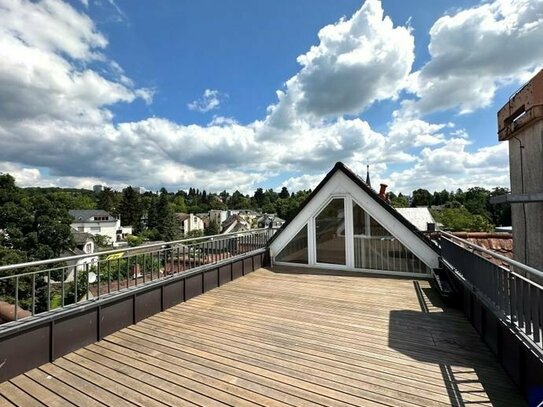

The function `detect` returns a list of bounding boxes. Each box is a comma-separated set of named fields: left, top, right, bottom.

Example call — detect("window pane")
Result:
left=352, top=202, right=428, bottom=274
left=353, top=202, right=367, bottom=235
left=276, top=225, right=308, bottom=264
left=316, top=199, right=345, bottom=265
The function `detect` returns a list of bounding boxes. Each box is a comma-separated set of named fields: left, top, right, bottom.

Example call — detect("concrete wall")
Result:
left=508, top=119, right=543, bottom=271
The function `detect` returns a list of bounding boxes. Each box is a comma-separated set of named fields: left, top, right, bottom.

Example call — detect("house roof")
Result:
left=451, top=232, right=513, bottom=269
left=175, top=213, right=190, bottom=222
left=395, top=208, right=436, bottom=232
left=72, top=230, right=94, bottom=245
left=69, top=209, right=114, bottom=222
left=268, top=162, right=439, bottom=253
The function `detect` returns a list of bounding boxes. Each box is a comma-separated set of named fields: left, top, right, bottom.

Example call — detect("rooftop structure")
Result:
left=396, top=207, right=437, bottom=232
left=493, top=69, right=543, bottom=272
left=0, top=163, right=542, bottom=405
left=0, top=268, right=524, bottom=406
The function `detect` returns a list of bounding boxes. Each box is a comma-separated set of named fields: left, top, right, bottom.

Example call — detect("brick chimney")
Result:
left=378, top=184, right=388, bottom=201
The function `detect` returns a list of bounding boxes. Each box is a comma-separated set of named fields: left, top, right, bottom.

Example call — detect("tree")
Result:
left=97, top=187, right=117, bottom=213
left=411, top=189, right=432, bottom=207
left=279, top=186, right=290, bottom=199
left=119, top=186, right=143, bottom=232
left=253, top=188, right=265, bottom=208
left=430, top=208, right=493, bottom=232
left=205, top=220, right=220, bottom=236
left=146, top=196, right=159, bottom=230
left=155, top=192, right=178, bottom=241
left=390, top=193, right=409, bottom=208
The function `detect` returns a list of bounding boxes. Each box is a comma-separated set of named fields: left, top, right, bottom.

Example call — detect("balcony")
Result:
left=0, top=229, right=539, bottom=406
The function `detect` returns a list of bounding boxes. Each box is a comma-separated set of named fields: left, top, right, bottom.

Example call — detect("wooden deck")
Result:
left=0, top=268, right=524, bottom=406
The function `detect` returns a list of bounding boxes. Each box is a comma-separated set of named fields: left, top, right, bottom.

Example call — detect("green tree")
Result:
left=119, top=186, right=144, bottom=232
left=205, top=220, right=220, bottom=236
left=390, top=193, right=409, bottom=208
left=411, top=189, right=432, bottom=207
left=279, top=186, right=290, bottom=199
left=430, top=208, right=493, bottom=232
left=155, top=192, right=179, bottom=241
left=97, top=187, right=118, bottom=213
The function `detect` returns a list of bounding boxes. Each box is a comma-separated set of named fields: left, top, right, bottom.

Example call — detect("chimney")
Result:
left=378, top=184, right=388, bottom=201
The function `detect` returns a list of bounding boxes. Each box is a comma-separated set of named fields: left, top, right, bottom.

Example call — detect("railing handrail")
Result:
left=0, top=228, right=269, bottom=273
left=440, top=231, right=543, bottom=279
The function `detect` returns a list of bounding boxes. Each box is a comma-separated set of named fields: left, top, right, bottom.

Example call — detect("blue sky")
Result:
left=0, top=0, right=541, bottom=193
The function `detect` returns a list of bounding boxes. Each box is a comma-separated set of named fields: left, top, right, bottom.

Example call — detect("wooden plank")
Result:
left=90, top=341, right=290, bottom=407
left=0, top=382, right=42, bottom=407
left=107, top=332, right=333, bottom=407
left=130, top=321, right=454, bottom=407
left=74, top=348, right=226, bottom=407
left=53, top=358, right=168, bottom=407
left=24, top=369, right=103, bottom=407
left=84, top=343, right=261, bottom=407
left=38, top=363, right=133, bottom=407
left=1, top=268, right=524, bottom=407
left=9, top=374, right=74, bottom=407
left=65, top=352, right=197, bottom=407
left=141, top=315, right=495, bottom=406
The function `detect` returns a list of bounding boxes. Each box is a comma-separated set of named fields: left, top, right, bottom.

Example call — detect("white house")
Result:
left=69, top=209, right=132, bottom=245
left=62, top=230, right=99, bottom=283
left=176, top=213, right=205, bottom=236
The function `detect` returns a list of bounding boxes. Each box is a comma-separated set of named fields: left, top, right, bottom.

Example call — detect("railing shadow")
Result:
left=388, top=281, right=524, bottom=407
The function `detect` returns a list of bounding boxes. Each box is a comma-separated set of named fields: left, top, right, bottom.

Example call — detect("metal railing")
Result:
left=0, top=229, right=273, bottom=327
left=353, top=236, right=429, bottom=274
left=440, top=231, right=543, bottom=351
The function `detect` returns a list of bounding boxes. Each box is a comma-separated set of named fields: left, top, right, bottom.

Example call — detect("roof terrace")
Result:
left=0, top=162, right=542, bottom=405
left=0, top=267, right=524, bottom=406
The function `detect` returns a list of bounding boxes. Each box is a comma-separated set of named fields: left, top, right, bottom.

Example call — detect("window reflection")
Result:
left=316, top=199, right=345, bottom=265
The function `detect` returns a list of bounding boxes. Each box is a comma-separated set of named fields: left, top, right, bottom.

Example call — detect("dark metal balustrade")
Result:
left=441, top=231, right=543, bottom=353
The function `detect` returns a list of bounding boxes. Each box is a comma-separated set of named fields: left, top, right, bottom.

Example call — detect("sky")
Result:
left=0, top=0, right=542, bottom=195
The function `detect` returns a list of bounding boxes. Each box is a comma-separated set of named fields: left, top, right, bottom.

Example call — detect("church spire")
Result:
left=365, top=163, right=371, bottom=188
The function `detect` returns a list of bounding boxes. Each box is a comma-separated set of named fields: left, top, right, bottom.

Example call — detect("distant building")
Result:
left=176, top=213, right=204, bottom=236
left=69, top=210, right=132, bottom=245
left=257, top=214, right=285, bottom=230
left=93, top=185, right=104, bottom=194
left=395, top=208, right=437, bottom=232
left=209, top=210, right=229, bottom=226
left=62, top=230, right=99, bottom=283
left=221, top=214, right=250, bottom=234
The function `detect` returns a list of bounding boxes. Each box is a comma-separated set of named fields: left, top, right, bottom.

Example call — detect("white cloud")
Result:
left=0, top=0, right=151, bottom=124
left=384, top=140, right=510, bottom=193
left=188, top=89, right=226, bottom=113
left=0, top=0, right=514, bottom=195
left=404, top=0, right=543, bottom=114
left=280, top=173, right=325, bottom=192
left=265, top=0, right=414, bottom=127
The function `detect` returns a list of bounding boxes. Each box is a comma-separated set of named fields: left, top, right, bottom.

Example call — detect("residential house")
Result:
left=62, top=230, right=99, bottom=283
left=221, top=214, right=250, bottom=234
left=257, top=214, right=285, bottom=230
left=209, top=210, right=229, bottom=226
left=176, top=213, right=204, bottom=236
left=69, top=209, right=132, bottom=245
